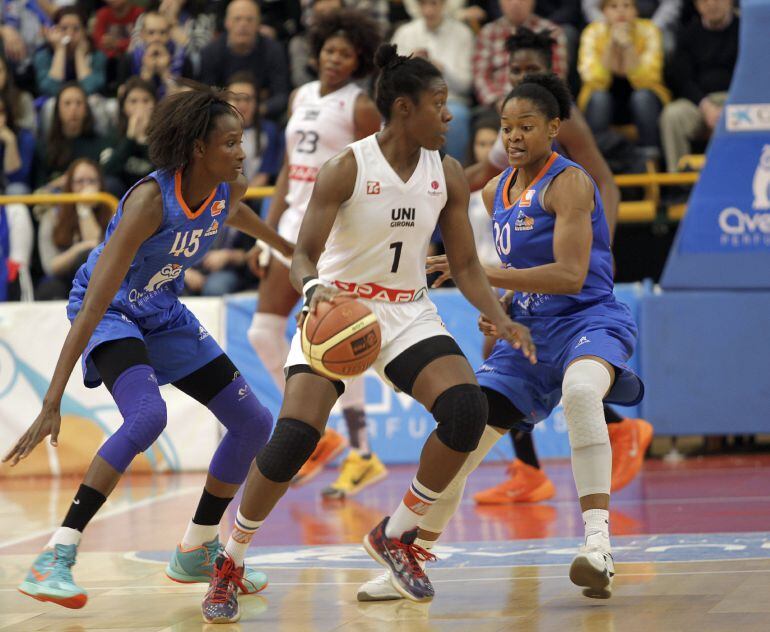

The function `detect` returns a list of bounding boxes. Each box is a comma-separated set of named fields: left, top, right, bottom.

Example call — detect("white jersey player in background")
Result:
left=246, top=9, right=384, bottom=497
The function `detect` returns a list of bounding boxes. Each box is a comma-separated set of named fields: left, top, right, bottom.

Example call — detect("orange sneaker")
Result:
left=473, top=460, right=556, bottom=504
left=291, top=427, right=347, bottom=486
left=609, top=418, right=654, bottom=492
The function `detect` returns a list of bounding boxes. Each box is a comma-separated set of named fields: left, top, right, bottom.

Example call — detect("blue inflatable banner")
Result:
left=662, top=0, right=770, bottom=288
left=226, top=285, right=644, bottom=464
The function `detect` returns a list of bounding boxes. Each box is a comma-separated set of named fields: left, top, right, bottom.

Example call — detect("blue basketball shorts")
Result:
left=476, top=298, right=644, bottom=428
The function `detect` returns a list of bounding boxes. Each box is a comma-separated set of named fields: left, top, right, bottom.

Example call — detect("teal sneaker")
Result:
left=18, top=544, right=87, bottom=609
left=166, top=536, right=267, bottom=594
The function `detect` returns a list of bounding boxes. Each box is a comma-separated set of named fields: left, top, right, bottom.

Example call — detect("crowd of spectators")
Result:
left=0, top=0, right=740, bottom=301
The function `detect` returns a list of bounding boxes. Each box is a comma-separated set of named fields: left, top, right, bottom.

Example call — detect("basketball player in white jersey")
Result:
left=200, top=44, right=536, bottom=622
left=246, top=9, right=385, bottom=495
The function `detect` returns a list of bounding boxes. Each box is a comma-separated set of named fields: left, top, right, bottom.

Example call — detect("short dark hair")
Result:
left=373, top=43, right=443, bottom=122
left=505, top=27, right=556, bottom=69
left=146, top=82, right=242, bottom=172
left=308, top=8, right=382, bottom=80
left=502, top=72, right=572, bottom=121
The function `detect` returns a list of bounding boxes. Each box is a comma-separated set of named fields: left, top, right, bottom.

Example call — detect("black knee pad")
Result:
left=256, top=418, right=321, bottom=483
left=431, top=384, right=489, bottom=453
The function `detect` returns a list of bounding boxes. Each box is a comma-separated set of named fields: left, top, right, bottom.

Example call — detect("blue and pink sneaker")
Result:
left=18, top=544, right=87, bottom=609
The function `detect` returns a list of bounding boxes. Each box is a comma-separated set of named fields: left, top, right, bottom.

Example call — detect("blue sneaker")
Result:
left=201, top=553, right=245, bottom=623
left=18, top=544, right=87, bottom=609
left=166, top=536, right=267, bottom=594
left=363, top=517, right=437, bottom=603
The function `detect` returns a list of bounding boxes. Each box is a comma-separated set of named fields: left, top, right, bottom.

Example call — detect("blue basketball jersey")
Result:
left=492, top=152, right=614, bottom=317
left=71, top=169, right=231, bottom=318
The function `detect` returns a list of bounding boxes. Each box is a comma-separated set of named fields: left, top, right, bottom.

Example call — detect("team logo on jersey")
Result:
left=514, top=209, right=535, bottom=231
left=144, top=264, right=183, bottom=292
left=303, top=109, right=320, bottom=121
left=575, top=336, right=591, bottom=348
left=211, top=200, right=226, bottom=216
left=519, top=189, right=536, bottom=207
left=199, top=325, right=210, bottom=341
left=428, top=180, right=442, bottom=196
left=391, top=207, right=415, bottom=227
left=205, top=219, right=219, bottom=237
left=367, top=181, right=381, bottom=195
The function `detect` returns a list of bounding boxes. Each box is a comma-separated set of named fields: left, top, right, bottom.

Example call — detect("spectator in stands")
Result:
left=1, top=0, right=51, bottom=81
left=347, top=0, right=390, bottom=34
left=578, top=0, right=669, bottom=156
left=33, top=83, right=109, bottom=188
left=139, top=0, right=217, bottom=78
left=35, top=158, right=112, bottom=300
left=93, top=0, right=144, bottom=75
left=472, top=0, right=567, bottom=108
left=0, top=91, right=35, bottom=194
left=183, top=227, right=257, bottom=296
left=33, top=7, right=107, bottom=98
left=288, top=0, right=343, bottom=88
left=0, top=55, right=36, bottom=133
left=101, top=77, right=155, bottom=194
left=226, top=72, right=284, bottom=188
left=659, top=0, right=738, bottom=172
left=583, top=0, right=680, bottom=51
left=391, top=0, right=475, bottom=161
left=117, top=11, right=186, bottom=96
left=0, top=201, right=34, bottom=301
left=199, top=0, right=289, bottom=120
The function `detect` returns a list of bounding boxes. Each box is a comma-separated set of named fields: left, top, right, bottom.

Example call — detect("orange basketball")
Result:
left=301, top=297, right=381, bottom=380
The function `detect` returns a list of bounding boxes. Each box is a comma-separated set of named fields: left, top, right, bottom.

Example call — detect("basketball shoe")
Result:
left=321, top=451, right=388, bottom=499
left=363, top=518, right=436, bottom=602
left=18, top=544, right=87, bottom=609
left=473, top=459, right=556, bottom=504
left=569, top=533, right=615, bottom=599
left=291, top=427, right=347, bottom=486
left=609, top=418, right=654, bottom=492
left=166, top=536, right=267, bottom=593
left=201, top=553, right=246, bottom=623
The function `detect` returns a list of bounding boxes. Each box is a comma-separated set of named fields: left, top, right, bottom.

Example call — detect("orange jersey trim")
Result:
left=175, top=170, right=217, bottom=220
left=502, top=151, right=559, bottom=209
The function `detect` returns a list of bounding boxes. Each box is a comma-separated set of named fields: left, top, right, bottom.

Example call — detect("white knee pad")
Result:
left=339, top=376, right=365, bottom=409
left=562, top=359, right=611, bottom=449
left=247, top=313, right=290, bottom=391
left=418, top=425, right=503, bottom=534
left=562, top=359, right=612, bottom=497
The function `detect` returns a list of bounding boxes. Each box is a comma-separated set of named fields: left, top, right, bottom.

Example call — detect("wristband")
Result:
left=302, top=276, right=322, bottom=312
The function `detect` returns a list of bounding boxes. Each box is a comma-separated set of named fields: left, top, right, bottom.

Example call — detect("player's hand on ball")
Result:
left=495, top=318, right=537, bottom=364
left=298, top=285, right=356, bottom=328
left=426, top=255, right=452, bottom=287
left=2, top=404, right=62, bottom=466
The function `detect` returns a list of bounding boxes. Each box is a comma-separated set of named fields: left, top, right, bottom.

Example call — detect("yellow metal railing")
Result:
left=0, top=170, right=702, bottom=224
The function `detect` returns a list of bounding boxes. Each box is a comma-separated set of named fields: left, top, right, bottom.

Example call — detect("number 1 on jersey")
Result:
left=389, top=241, right=403, bottom=273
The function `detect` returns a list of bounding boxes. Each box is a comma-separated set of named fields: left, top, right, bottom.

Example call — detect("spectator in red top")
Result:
left=93, top=0, right=144, bottom=60
left=472, top=0, right=567, bottom=108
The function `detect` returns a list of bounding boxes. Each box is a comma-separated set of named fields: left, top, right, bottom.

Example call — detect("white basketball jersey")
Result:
left=284, top=81, right=363, bottom=216
left=317, top=134, right=448, bottom=301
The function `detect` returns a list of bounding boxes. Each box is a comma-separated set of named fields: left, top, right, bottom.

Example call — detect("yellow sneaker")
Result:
left=321, top=452, right=388, bottom=499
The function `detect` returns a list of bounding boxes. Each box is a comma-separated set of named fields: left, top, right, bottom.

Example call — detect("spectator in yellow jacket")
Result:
left=577, top=0, right=670, bottom=154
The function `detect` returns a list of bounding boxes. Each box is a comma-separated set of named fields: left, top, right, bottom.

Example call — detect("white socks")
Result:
left=583, top=508, right=611, bottom=549
left=247, top=313, right=289, bottom=391
left=46, top=527, right=81, bottom=548
left=385, top=478, right=440, bottom=539
left=224, top=510, right=263, bottom=567
left=181, top=521, right=219, bottom=549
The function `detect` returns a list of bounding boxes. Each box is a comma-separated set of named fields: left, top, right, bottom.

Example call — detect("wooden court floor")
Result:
left=2, top=456, right=770, bottom=631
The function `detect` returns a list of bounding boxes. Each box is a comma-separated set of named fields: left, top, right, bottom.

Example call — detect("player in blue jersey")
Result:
left=416, top=73, right=643, bottom=600
left=3, top=85, right=294, bottom=610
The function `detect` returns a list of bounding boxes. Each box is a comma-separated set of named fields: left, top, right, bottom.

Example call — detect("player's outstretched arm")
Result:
left=225, top=175, right=294, bottom=258
left=290, top=149, right=358, bottom=315
left=2, top=182, right=163, bottom=466
left=437, top=156, right=536, bottom=362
